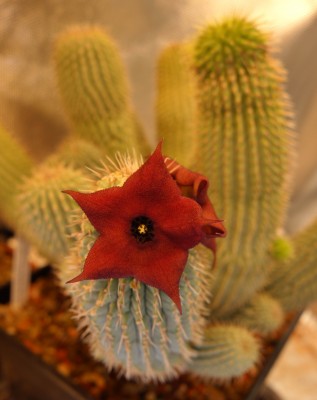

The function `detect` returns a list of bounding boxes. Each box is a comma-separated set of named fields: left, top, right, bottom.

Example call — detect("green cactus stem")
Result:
left=57, top=154, right=213, bottom=381
left=17, top=163, right=89, bottom=264
left=156, top=44, right=198, bottom=167
left=54, top=26, right=149, bottom=156
left=227, top=292, right=285, bottom=335
left=0, top=125, right=34, bottom=230
left=47, top=137, right=103, bottom=170
left=188, top=324, right=260, bottom=380
left=267, top=219, right=317, bottom=311
left=194, top=17, right=295, bottom=316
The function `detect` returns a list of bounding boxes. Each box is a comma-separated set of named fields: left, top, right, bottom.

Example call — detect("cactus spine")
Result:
left=54, top=26, right=149, bottom=156
left=0, top=125, right=34, bottom=230
left=156, top=44, right=198, bottom=167
left=193, top=17, right=295, bottom=316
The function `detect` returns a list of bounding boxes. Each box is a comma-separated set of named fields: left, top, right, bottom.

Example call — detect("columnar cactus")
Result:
left=54, top=26, right=149, bottom=156
left=226, top=292, right=285, bottom=335
left=154, top=17, right=316, bottom=380
left=193, top=17, right=295, bottom=317
left=156, top=44, right=198, bottom=167
left=0, top=125, right=34, bottom=230
left=58, top=159, right=214, bottom=380
left=17, top=163, right=89, bottom=263
left=46, top=137, right=104, bottom=170
left=1, top=17, right=317, bottom=385
left=267, top=220, right=317, bottom=311
left=188, top=324, right=260, bottom=379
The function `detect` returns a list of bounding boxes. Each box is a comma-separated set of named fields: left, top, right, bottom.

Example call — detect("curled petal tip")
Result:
left=202, top=219, right=227, bottom=238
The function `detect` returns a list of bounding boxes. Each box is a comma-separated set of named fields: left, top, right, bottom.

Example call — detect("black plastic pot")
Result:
left=0, top=267, right=301, bottom=400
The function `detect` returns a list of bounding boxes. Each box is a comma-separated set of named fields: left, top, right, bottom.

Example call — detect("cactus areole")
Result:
left=64, top=143, right=225, bottom=312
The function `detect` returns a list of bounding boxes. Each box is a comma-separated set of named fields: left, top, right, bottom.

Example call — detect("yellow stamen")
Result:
left=138, top=224, right=147, bottom=235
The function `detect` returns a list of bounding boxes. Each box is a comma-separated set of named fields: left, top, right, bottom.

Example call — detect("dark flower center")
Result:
left=131, top=215, right=154, bottom=243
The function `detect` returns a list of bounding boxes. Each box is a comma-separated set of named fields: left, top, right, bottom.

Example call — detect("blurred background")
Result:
left=0, top=2, right=317, bottom=398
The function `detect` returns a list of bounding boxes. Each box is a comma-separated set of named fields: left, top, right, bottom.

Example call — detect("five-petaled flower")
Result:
left=64, top=143, right=225, bottom=313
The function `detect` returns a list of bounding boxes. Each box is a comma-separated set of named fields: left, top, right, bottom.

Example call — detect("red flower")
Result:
left=64, top=143, right=225, bottom=312
left=165, top=158, right=226, bottom=254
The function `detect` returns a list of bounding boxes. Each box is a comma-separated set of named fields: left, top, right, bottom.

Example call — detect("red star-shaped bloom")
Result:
left=64, top=143, right=225, bottom=313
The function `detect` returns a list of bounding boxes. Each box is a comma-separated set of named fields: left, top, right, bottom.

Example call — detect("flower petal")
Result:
left=122, top=142, right=181, bottom=205
left=152, top=195, right=203, bottom=248
left=64, top=187, right=124, bottom=233
left=68, top=231, right=188, bottom=313
left=67, top=235, right=130, bottom=282
left=65, top=143, right=225, bottom=314
left=165, top=158, right=226, bottom=249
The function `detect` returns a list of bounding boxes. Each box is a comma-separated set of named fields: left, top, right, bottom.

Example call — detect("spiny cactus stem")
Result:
left=195, top=18, right=294, bottom=316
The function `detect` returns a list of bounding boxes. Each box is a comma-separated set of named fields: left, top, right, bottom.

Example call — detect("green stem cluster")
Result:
left=0, top=17, right=316, bottom=384
left=0, top=125, right=34, bottom=230
left=54, top=26, right=149, bottom=156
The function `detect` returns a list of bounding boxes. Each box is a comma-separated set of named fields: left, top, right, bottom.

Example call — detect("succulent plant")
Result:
left=226, top=292, right=285, bottom=335
left=16, top=162, right=89, bottom=263
left=193, top=17, right=295, bottom=318
left=1, top=16, right=317, bottom=384
left=156, top=43, right=198, bottom=167
left=267, top=220, right=317, bottom=311
left=189, top=324, right=260, bottom=380
left=54, top=26, right=149, bottom=156
left=46, top=137, right=104, bottom=171
left=58, top=165, right=214, bottom=380
left=0, top=125, right=34, bottom=230
left=155, top=16, right=317, bottom=380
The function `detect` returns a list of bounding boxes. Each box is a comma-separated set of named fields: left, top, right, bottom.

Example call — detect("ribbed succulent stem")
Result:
left=267, top=219, right=317, bottom=311
left=17, top=163, right=89, bottom=264
left=54, top=26, right=149, bottom=156
left=188, top=324, right=260, bottom=380
left=156, top=44, right=198, bottom=167
left=0, top=125, right=34, bottom=230
left=194, top=17, right=295, bottom=316
left=57, top=157, right=212, bottom=381
left=226, top=292, right=284, bottom=335
left=47, top=137, right=103, bottom=170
